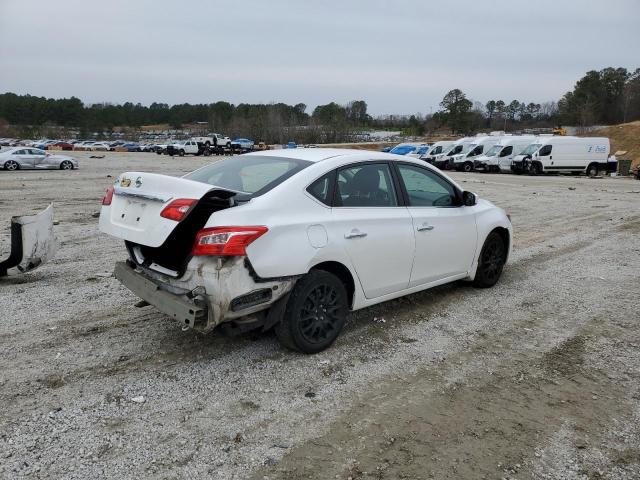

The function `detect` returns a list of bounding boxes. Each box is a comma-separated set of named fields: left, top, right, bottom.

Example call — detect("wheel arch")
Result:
left=491, top=226, right=510, bottom=259
left=309, top=260, right=355, bottom=309
left=468, top=218, right=513, bottom=281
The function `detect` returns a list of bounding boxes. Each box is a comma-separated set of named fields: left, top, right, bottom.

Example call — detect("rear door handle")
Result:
left=345, top=229, right=367, bottom=239
left=417, top=224, right=434, bottom=231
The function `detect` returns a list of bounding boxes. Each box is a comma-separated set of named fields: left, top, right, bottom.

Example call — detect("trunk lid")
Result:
left=99, top=172, right=220, bottom=248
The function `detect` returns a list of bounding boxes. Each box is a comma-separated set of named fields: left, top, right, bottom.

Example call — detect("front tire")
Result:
left=587, top=163, right=599, bottom=177
left=179, top=149, right=185, bottom=157
left=275, top=270, right=348, bottom=354
left=529, top=162, right=542, bottom=176
left=473, top=231, right=507, bottom=288
left=60, top=160, right=74, bottom=170
left=4, top=160, right=19, bottom=171
left=463, top=161, right=473, bottom=172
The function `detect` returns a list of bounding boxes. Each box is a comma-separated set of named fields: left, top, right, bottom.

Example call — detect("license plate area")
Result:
left=113, top=198, right=153, bottom=230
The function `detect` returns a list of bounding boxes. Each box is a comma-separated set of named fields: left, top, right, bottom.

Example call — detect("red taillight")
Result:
left=160, top=198, right=197, bottom=221
left=102, top=185, right=114, bottom=205
left=192, top=226, right=268, bottom=256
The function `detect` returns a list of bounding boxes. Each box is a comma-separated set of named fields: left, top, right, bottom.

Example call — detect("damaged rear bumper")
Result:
left=114, top=257, right=297, bottom=333
left=114, top=261, right=207, bottom=328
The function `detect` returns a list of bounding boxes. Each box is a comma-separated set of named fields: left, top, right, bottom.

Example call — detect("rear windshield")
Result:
left=184, top=155, right=311, bottom=197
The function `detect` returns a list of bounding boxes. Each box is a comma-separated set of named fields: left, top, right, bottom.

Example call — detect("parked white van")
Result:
left=511, top=137, right=610, bottom=176
left=450, top=135, right=505, bottom=172
left=419, top=141, right=454, bottom=160
left=474, top=136, right=537, bottom=173
left=429, top=137, right=475, bottom=169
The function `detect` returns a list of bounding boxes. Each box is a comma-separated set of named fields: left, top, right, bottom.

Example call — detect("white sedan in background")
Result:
left=0, top=147, right=79, bottom=170
left=99, top=149, right=512, bottom=353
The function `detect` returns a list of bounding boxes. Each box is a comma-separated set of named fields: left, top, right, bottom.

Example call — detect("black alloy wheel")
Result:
left=276, top=270, right=347, bottom=353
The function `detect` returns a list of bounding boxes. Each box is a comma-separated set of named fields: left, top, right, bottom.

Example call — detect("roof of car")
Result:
left=244, top=148, right=394, bottom=163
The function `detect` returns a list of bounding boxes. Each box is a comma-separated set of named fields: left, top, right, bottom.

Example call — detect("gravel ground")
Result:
left=1, top=151, right=639, bottom=479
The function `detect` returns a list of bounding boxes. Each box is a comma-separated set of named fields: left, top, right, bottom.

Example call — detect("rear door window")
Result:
left=336, top=163, right=398, bottom=207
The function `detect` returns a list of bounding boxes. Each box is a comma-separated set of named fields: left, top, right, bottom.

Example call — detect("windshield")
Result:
left=467, top=145, right=484, bottom=156
left=445, top=144, right=462, bottom=156
left=390, top=145, right=416, bottom=155
left=184, top=155, right=311, bottom=197
left=521, top=143, right=541, bottom=155
left=484, top=145, right=502, bottom=157
left=460, top=143, right=476, bottom=154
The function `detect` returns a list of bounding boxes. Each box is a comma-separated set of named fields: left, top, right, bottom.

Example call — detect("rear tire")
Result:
left=275, top=270, right=348, bottom=354
left=473, top=231, right=507, bottom=288
left=179, top=149, right=185, bottom=157
left=587, top=163, right=599, bottom=177
left=4, top=160, right=19, bottom=171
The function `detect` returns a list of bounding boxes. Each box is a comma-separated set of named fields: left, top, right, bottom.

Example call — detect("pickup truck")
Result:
left=164, top=140, right=203, bottom=156
left=192, top=134, right=232, bottom=148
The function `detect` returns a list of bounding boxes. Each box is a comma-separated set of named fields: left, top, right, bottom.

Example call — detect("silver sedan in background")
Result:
left=0, top=147, right=79, bottom=171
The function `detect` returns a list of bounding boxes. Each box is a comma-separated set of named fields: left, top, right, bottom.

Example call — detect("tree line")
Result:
left=435, top=67, right=640, bottom=134
left=0, top=67, right=638, bottom=141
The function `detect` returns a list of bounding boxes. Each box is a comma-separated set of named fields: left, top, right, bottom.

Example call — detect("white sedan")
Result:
left=0, top=147, right=78, bottom=170
left=99, top=149, right=512, bottom=353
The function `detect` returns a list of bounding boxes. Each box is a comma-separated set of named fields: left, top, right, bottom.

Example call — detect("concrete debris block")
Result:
left=131, top=396, right=145, bottom=404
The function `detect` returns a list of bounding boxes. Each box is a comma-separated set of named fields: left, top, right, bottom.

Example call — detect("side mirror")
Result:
left=462, top=191, right=477, bottom=206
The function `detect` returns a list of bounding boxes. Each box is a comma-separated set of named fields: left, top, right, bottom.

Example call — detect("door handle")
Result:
left=417, top=224, right=434, bottom=231
left=344, top=229, right=367, bottom=239
left=549, top=156, right=552, bottom=160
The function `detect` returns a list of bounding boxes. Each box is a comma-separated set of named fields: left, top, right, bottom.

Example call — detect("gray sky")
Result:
left=0, top=0, right=638, bottom=115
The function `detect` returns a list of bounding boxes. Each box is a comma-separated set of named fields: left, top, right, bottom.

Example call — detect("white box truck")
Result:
left=474, top=136, right=537, bottom=173
left=511, top=136, right=610, bottom=176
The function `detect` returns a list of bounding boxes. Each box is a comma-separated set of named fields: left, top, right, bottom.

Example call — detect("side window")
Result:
left=307, top=172, right=334, bottom=206
left=398, top=164, right=458, bottom=207
left=499, top=146, right=513, bottom=157
left=15, top=149, right=26, bottom=155
left=433, top=146, right=442, bottom=154
left=336, top=163, right=398, bottom=207
left=539, top=145, right=552, bottom=156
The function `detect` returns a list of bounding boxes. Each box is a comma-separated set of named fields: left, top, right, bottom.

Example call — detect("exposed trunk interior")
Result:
left=126, top=189, right=236, bottom=275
